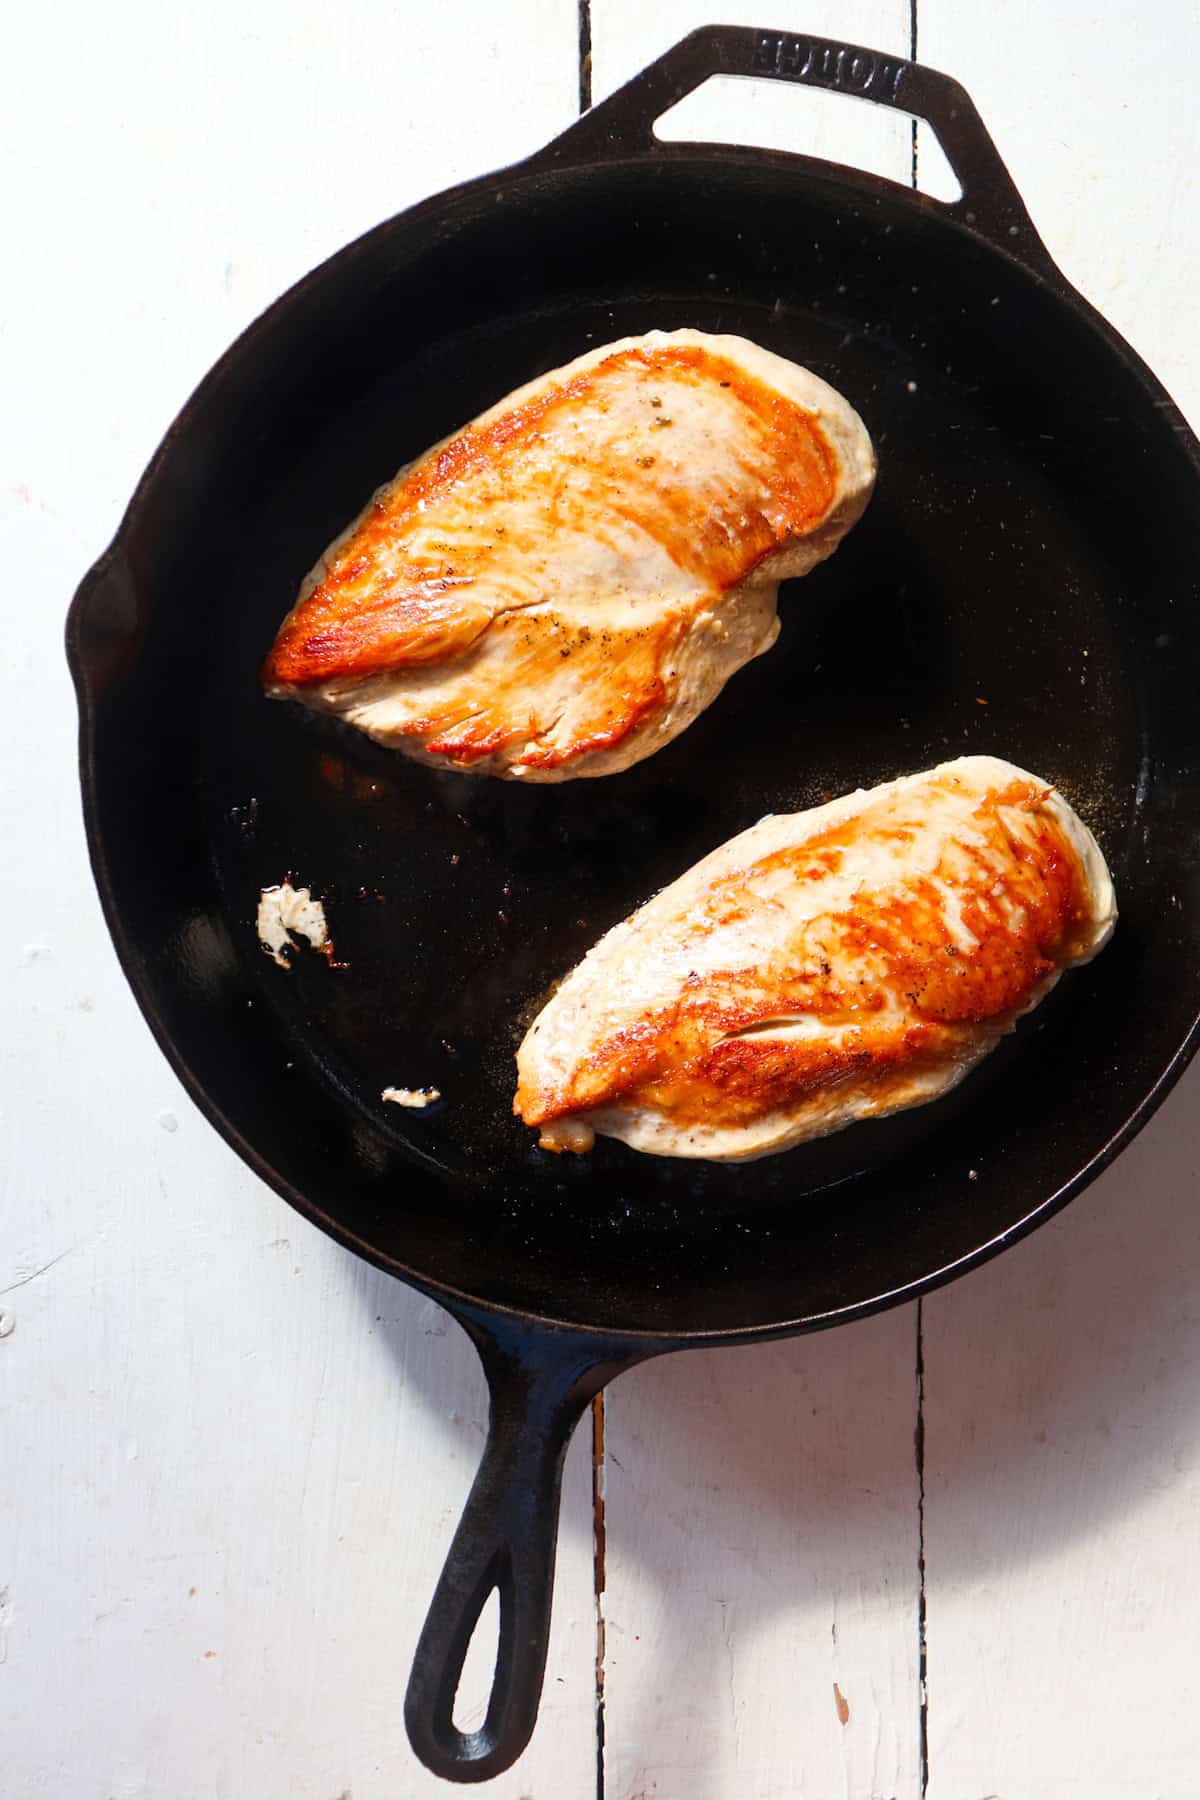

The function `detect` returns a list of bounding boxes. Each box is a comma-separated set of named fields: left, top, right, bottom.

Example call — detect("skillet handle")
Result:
left=404, top=1313, right=644, bottom=1783
left=535, top=23, right=1056, bottom=279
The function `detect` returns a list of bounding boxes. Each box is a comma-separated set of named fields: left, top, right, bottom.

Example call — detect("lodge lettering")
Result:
left=752, top=32, right=906, bottom=103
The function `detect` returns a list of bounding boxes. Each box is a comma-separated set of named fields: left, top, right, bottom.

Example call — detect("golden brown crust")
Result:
left=261, top=344, right=839, bottom=770
left=515, top=778, right=1091, bottom=1132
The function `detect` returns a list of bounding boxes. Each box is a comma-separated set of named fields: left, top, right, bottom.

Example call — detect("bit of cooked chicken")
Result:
left=261, top=330, right=875, bottom=780
left=514, top=757, right=1117, bottom=1160
left=256, top=881, right=330, bottom=969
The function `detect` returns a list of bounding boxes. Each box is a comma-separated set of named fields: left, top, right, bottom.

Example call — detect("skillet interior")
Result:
left=79, top=150, right=1200, bottom=1335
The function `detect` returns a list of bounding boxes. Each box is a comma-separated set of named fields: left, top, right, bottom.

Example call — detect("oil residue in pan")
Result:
left=203, top=255, right=1151, bottom=1226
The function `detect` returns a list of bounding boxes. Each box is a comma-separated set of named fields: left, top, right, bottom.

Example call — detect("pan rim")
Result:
left=63, top=135, right=1200, bottom=600
left=68, top=136, right=1200, bottom=1342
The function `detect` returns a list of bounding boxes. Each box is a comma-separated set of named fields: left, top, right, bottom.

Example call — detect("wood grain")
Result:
left=598, top=1328, right=923, bottom=1800
left=917, top=0, right=1200, bottom=431
left=916, top=5, right=1200, bottom=1794
left=5, top=2, right=1200, bottom=1796
left=0, top=5, right=592, bottom=1797
left=589, top=9, right=923, bottom=1796
left=921, top=1071, right=1200, bottom=1800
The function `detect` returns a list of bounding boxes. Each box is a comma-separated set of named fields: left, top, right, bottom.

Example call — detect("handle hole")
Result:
left=652, top=73, right=914, bottom=186
left=452, top=1584, right=501, bottom=1734
left=914, top=122, right=964, bottom=203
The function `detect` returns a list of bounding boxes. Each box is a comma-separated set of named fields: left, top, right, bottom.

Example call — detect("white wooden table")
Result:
left=4, top=3, right=1199, bottom=1794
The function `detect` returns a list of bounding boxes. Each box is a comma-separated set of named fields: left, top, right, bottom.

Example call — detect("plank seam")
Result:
left=916, top=1300, right=929, bottom=1797
left=592, top=1391, right=607, bottom=1800
left=910, top=0, right=919, bottom=191
left=578, top=0, right=592, bottom=113
left=909, top=11, right=930, bottom=1785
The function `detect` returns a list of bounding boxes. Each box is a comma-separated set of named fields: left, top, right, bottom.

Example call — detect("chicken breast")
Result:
left=515, top=757, right=1116, bottom=1160
left=261, top=330, right=874, bottom=780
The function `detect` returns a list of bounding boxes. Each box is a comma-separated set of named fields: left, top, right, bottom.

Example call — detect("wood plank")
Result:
left=913, top=5, right=1200, bottom=1795
left=921, top=1069, right=1200, bottom=1800
left=0, top=4, right=593, bottom=1796
left=0, top=0, right=580, bottom=574
left=598, top=1327, right=923, bottom=1800
left=588, top=10, right=924, bottom=1793
left=915, top=0, right=1200, bottom=428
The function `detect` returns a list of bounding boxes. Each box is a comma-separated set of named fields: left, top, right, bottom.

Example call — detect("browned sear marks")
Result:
left=518, top=779, right=1089, bottom=1133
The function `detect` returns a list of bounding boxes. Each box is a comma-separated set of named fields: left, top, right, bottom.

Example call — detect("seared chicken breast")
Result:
left=262, top=330, right=874, bottom=780
left=515, top=757, right=1116, bottom=1160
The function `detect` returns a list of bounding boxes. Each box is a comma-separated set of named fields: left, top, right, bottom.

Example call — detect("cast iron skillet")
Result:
left=67, top=24, right=1200, bottom=1783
